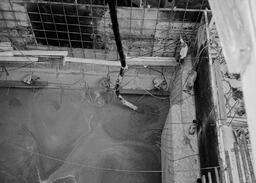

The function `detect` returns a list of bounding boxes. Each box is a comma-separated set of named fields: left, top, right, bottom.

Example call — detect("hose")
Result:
left=106, top=0, right=138, bottom=111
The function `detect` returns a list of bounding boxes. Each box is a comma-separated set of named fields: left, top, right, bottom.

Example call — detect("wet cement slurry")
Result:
left=0, top=88, right=169, bottom=183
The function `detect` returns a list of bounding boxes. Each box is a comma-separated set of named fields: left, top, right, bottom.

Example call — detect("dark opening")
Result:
left=27, top=0, right=141, bottom=49
left=27, top=2, right=99, bottom=49
left=194, top=48, right=220, bottom=183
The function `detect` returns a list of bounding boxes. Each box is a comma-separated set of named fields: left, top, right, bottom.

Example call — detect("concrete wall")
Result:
left=161, top=56, right=199, bottom=183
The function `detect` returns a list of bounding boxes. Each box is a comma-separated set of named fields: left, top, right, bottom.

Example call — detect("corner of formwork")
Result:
left=161, top=55, right=200, bottom=183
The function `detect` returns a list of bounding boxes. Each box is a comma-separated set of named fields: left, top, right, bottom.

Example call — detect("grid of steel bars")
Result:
left=0, top=0, right=207, bottom=60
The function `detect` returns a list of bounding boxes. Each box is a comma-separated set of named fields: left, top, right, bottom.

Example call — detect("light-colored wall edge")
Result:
left=208, top=0, right=256, bottom=175
left=65, top=57, right=177, bottom=66
left=205, top=11, right=233, bottom=183
left=241, top=0, right=256, bottom=174
left=242, top=52, right=256, bottom=174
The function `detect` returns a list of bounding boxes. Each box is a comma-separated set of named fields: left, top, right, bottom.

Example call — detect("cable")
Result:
left=142, top=89, right=169, bottom=100
left=227, top=111, right=237, bottom=126
left=127, top=39, right=180, bottom=60
left=125, top=23, right=207, bottom=61
left=173, top=153, right=199, bottom=162
left=4, top=140, right=221, bottom=173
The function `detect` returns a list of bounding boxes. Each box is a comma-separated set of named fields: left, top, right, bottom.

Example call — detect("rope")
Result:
left=4, top=140, right=221, bottom=173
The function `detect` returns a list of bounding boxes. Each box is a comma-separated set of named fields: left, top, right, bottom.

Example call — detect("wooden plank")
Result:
left=208, top=171, right=213, bottom=183
left=0, top=80, right=48, bottom=88
left=214, top=167, right=220, bottom=183
left=0, top=42, right=12, bottom=47
left=229, top=117, right=248, bottom=127
left=225, top=151, right=234, bottom=183
left=241, top=133, right=256, bottom=182
left=128, top=57, right=177, bottom=66
left=0, top=51, right=14, bottom=56
left=13, top=50, right=68, bottom=57
left=0, top=56, right=38, bottom=62
left=238, top=139, right=250, bottom=183
left=202, top=175, right=206, bottom=183
left=127, top=57, right=175, bottom=61
left=65, top=57, right=177, bottom=66
left=65, top=57, right=120, bottom=66
left=233, top=142, right=244, bottom=183
left=0, top=46, right=13, bottom=51
left=213, top=61, right=227, bottom=121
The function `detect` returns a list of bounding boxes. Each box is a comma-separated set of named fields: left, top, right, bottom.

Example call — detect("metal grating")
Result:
left=0, top=0, right=207, bottom=60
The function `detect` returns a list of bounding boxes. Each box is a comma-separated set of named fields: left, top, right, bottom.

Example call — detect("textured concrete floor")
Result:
left=0, top=88, right=169, bottom=183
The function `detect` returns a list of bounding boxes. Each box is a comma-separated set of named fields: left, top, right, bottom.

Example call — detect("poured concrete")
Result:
left=0, top=88, right=169, bottom=183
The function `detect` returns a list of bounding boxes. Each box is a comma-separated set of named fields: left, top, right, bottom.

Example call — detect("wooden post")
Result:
left=238, top=138, right=250, bottom=183
left=242, top=57, right=256, bottom=176
left=202, top=175, right=206, bottom=183
left=208, top=171, right=213, bottom=183
left=214, top=167, right=220, bottom=183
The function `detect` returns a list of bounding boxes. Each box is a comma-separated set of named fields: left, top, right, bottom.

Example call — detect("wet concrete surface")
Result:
left=0, top=88, right=169, bottom=183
